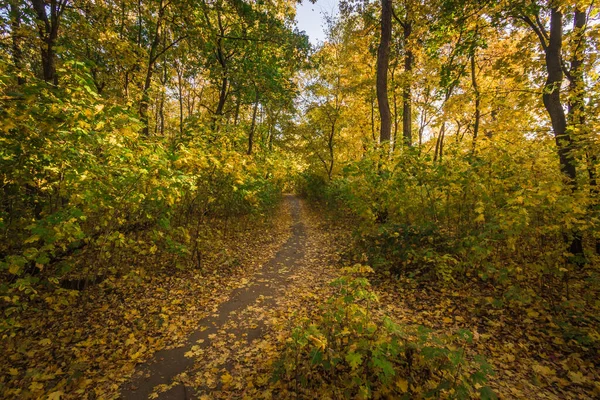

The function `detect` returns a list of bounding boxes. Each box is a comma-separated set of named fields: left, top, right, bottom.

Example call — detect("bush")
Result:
left=296, top=171, right=330, bottom=202
left=0, top=70, right=285, bottom=312
left=297, top=137, right=599, bottom=297
left=274, top=265, right=496, bottom=399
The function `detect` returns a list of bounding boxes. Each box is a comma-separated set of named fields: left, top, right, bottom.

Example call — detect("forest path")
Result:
left=121, top=195, right=324, bottom=399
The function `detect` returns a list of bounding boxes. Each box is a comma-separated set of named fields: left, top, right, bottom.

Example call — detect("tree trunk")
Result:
left=211, top=13, right=229, bottom=131
left=139, top=0, right=165, bottom=136
left=542, top=8, right=583, bottom=262
left=158, top=59, right=168, bottom=137
left=213, top=77, right=228, bottom=126
left=139, top=67, right=154, bottom=136
left=247, top=92, right=260, bottom=155
left=402, top=21, right=413, bottom=146
left=434, top=122, right=445, bottom=163
left=177, top=63, right=184, bottom=137
left=158, top=91, right=165, bottom=136
left=233, top=95, right=241, bottom=126
left=30, top=0, right=66, bottom=85
left=9, top=0, right=25, bottom=85
left=376, top=0, right=392, bottom=143
left=371, top=97, right=376, bottom=142
left=391, top=65, right=398, bottom=149
left=544, top=9, right=576, bottom=185
left=471, top=52, right=481, bottom=152
left=569, top=8, right=598, bottom=256
left=328, top=120, right=335, bottom=180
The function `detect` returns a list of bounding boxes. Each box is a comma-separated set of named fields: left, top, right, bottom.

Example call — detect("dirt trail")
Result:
left=121, top=195, right=308, bottom=399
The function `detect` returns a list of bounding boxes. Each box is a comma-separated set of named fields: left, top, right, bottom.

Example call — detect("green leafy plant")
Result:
left=275, top=264, right=496, bottom=399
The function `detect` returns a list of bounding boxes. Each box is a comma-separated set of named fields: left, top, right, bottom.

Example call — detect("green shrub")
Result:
left=275, top=265, right=496, bottom=399
left=0, top=69, right=285, bottom=306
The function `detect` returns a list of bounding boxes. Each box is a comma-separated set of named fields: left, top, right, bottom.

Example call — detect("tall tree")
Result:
left=392, top=2, right=414, bottom=146
left=376, top=0, right=392, bottom=143
left=515, top=3, right=588, bottom=262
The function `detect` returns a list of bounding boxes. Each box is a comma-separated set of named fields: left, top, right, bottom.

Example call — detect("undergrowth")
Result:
left=275, top=264, right=496, bottom=399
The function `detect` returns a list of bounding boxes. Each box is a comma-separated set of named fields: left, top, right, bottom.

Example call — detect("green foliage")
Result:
left=298, top=137, right=599, bottom=294
left=295, top=172, right=330, bottom=202
left=275, top=265, right=495, bottom=399
left=0, top=69, right=285, bottom=319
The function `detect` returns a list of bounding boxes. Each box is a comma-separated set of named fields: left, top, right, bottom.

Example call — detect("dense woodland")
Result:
left=0, top=0, right=599, bottom=398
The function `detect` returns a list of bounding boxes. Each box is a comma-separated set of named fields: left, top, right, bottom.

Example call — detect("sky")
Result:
left=295, top=0, right=340, bottom=45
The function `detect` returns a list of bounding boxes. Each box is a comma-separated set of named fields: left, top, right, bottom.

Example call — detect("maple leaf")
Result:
left=345, top=352, right=362, bottom=370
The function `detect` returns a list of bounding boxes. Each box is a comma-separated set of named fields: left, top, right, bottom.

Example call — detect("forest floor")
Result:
left=120, top=196, right=598, bottom=400
left=2, top=196, right=598, bottom=399
left=0, top=195, right=349, bottom=400
left=120, top=195, right=347, bottom=399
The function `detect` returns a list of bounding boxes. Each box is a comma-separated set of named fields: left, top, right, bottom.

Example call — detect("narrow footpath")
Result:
left=121, top=195, right=341, bottom=399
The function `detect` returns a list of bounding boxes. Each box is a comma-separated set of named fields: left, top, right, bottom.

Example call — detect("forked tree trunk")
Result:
left=30, top=0, right=67, bottom=85
left=540, top=8, right=583, bottom=262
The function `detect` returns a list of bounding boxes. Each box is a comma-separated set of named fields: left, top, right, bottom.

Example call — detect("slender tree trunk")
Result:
left=589, top=153, right=600, bottom=255
left=233, top=96, right=241, bottom=126
left=434, top=122, right=445, bottom=163
left=137, top=0, right=143, bottom=46
left=392, top=65, right=398, bottom=149
left=158, top=60, right=167, bottom=137
left=471, top=52, right=481, bottom=152
left=211, top=13, right=229, bottom=131
left=177, top=64, right=184, bottom=137
left=139, top=68, right=154, bottom=135
left=9, top=0, right=25, bottom=85
left=434, top=89, right=453, bottom=163
left=402, top=21, right=413, bottom=146
left=124, top=71, right=129, bottom=98
left=139, top=0, right=164, bottom=136
left=588, top=152, right=599, bottom=254
left=327, top=120, right=336, bottom=180
left=371, top=97, right=376, bottom=142
left=376, top=0, right=392, bottom=143
left=214, top=77, right=228, bottom=121
left=247, top=92, right=260, bottom=155
left=569, top=8, right=598, bottom=256
left=158, top=92, right=165, bottom=136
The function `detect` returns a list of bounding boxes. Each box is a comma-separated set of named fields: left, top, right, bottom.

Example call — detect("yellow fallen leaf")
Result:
left=568, top=371, right=586, bottom=384
left=396, top=378, right=408, bottom=392
left=221, top=372, right=233, bottom=385
left=532, top=363, right=555, bottom=376
left=47, top=391, right=64, bottom=400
